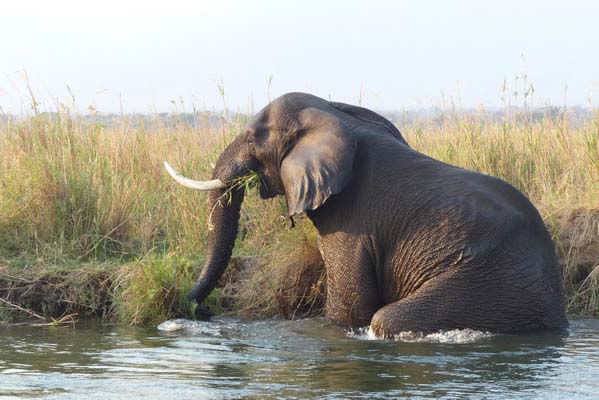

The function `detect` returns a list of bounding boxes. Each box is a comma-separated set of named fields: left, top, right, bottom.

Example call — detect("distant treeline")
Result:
left=0, top=105, right=595, bottom=130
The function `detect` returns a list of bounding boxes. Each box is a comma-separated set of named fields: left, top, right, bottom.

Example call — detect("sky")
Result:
left=1, top=0, right=598, bottom=114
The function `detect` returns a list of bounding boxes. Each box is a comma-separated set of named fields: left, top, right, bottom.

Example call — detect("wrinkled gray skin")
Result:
left=186, top=92, right=568, bottom=336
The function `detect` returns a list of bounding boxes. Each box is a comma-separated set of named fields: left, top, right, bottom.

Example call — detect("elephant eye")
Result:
left=254, top=128, right=269, bottom=143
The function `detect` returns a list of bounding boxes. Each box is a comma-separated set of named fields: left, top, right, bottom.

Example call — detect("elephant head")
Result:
left=165, top=92, right=407, bottom=312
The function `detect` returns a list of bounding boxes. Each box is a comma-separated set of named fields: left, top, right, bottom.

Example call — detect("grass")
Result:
left=0, top=93, right=598, bottom=324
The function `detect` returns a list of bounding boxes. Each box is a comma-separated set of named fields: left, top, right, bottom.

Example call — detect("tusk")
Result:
left=163, top=161, right=226, bottom=191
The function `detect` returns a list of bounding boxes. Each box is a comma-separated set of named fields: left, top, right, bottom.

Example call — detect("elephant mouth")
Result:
left=258, top=175, right=277, bottom=199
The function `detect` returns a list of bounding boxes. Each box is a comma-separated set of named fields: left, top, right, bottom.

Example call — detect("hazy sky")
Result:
left=1, top=0, right=597, bottom=113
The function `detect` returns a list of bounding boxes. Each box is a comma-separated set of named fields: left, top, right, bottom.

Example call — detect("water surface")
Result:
left=1, top=318, right=598, bottom=399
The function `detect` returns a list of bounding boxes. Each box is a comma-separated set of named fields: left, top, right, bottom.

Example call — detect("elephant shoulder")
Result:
left=328, top=101, right=409, bottom=146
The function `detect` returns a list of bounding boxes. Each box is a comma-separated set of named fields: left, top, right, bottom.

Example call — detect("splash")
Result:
left=346, top=326, right=379, bottom=341
left=157, top=318, right=222, bottom=336
left=157, top=318, right=203, bottom=332
left=392, top=329, right=493, bottom=343
left=347, top=326, right=493, bottom=344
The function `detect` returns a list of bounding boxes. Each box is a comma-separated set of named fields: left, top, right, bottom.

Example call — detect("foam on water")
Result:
left=347, top=326, right=493, bottom=344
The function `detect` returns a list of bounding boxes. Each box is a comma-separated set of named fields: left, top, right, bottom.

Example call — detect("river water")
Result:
left=0, top=318, right=598, bottom=399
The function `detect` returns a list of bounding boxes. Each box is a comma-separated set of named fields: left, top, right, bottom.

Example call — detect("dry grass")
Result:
left=0, top=96, right=598, bottom=323
left=214, top=224, right=325, bottom=319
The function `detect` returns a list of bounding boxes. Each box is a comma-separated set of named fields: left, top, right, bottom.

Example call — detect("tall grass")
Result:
left=405, top=108, right=599, bottom=213
left=0, top=110, right=265, bottom=260
left=0, top=97, right=598, bottom=322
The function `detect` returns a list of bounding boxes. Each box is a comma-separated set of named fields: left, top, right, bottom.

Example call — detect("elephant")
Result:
left=164, top=92, right=568, bottom=337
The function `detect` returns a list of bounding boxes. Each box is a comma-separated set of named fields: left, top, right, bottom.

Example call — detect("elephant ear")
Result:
left=329, top=101, right=409, bottom=146
left=280, top=108, right=356, bottom=216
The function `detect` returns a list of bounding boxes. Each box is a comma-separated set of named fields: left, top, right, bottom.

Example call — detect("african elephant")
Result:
left=164, top=92, right=568, bottom=336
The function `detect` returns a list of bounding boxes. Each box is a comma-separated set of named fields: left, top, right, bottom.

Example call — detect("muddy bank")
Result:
left=0, top=265, right=117, bottom=322
left=0, top=243, right=326, bottom=324
left=553, top=210, right=599, bottom=315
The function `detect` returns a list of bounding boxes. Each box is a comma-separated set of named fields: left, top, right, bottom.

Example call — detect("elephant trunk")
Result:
left=184, top=136, right=257, bottom=308
left=187, top=186, right=244, bottom=305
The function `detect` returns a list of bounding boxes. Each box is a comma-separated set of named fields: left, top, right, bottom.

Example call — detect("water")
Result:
left=1, top=318, right=598, bottom=399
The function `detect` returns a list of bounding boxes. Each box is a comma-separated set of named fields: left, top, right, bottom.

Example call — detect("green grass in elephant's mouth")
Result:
left=223, top=170, right=263, bottom=204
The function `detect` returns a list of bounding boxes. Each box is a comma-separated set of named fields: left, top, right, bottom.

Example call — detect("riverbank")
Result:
left=1, top=104, right=598, bottom=324
left=1, top=210, right=597, bottom=324
left=0, top=234, right=325, bottom=324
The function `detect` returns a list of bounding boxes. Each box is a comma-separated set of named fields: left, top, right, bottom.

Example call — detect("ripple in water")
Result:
left=347, top=325, right=493, bottom=343
left=2, top=318, right=599, bottom=399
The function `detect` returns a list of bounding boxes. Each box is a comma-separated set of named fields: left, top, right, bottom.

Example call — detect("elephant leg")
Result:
left=370, top=273, right=476, bottom=337
left=319, top=234, right=381, bottom=327
left=370, top=270, right=542, bottom=337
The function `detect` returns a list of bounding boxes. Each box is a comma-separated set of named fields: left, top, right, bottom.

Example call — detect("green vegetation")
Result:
left=1, top=95, right=598, bottom=324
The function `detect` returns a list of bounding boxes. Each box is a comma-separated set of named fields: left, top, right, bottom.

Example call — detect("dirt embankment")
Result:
left=0, top=266, right=116, bottom=322
left=553, top=210, right=599, bottom=314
